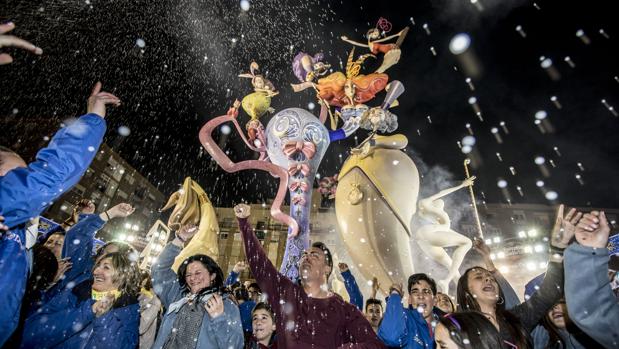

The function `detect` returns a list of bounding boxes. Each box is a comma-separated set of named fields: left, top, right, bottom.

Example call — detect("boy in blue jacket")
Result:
left=0, top=82, right=119, bottom=346
left=378, top=273, right=438, bottom=349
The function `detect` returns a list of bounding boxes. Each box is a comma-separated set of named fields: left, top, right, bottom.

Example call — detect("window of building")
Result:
left=105, top=179, right=119, bottom=197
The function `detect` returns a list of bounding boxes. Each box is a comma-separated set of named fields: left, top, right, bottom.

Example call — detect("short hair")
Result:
left=94, top=241, right=137, bottom=262
left=247, top=282, right=261, bottom=292
left=365, top=298, right=383, bottom=311
left=234, top=286, right=249, bottom=302
left=0, top=145, right=20, bottom=166
left=252, top=302, right=275, bottom=322
left=408, top=273, right=437, bottom=295
left=311, top=241, right=333, bottom=278
left=95, top=251, right=141, bottom=299
left=177, top=254, right=224, bottom=293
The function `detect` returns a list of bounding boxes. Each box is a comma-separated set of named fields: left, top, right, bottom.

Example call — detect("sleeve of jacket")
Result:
left=0, top=113, right=106, bottom=229
left=492, top=269, right=521, bottom=310
left=510, top=260, right=564, bottom=332
left=151, top=243, right=183, bottom=310
left=377, top=294, right=409, bottom=347
left=21, top=294, right=96, bottom=348
left=139, top=295, right=161, bottom=336
left=565, top=244, right=619, bottom=348
left=340, top=303, right=386, bottom=349
left=341, top=270, right=364, bottom=311
left=225, top=270, right=240, bottom=287
left=237, top=217, right=297, bottom=314
left=58, top=214, right=105, bottom=285
left=211, top=298, right=244, bottom=348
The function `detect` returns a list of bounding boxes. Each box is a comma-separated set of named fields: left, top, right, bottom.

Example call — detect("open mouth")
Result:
left=552, top=311, right=564, bottom=320
left=482, top=284, right=495, bottom=293
left=93, top=275, right=105, bottom=283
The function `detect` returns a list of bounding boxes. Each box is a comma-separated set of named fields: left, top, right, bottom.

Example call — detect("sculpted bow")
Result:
left=283, top=140, right=316, bottom=160
left=290, top=180, right=309, bottom=192
left=288, top=163, right=311, bottom=177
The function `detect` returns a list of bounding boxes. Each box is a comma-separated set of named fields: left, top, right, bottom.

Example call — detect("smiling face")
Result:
left=547, top=300, right=568, bottom=329
left=409, top=280, right=436, bottom=320
left=252, top=308, right=276, bottom=343
left=466, top=268, right=500, bottom=307
left=92, top=257, right=119, bottom=292
left=44, top=233, right=65, bottom=260
left=299, top=247, right=331, bottom=284
left=436, top=292, right=455, bottom=313
left=185, top=261, right=216, bottom=294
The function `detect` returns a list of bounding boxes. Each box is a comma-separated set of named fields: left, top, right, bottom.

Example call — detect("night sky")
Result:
left=1, top=0, right=618, bottom=208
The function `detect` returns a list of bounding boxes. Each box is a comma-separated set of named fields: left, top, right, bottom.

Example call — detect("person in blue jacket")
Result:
left=21, top=251, right=142, bottom=348
left=151, top=224, right=244, bottom=349
left=338, top=262, right=364, bottom=311
left=565, top=210, right=619, bottom=348
left=0, top=82, right=119, bottom=346
left=378, top=273, right=438, bottom=349
left=39, top=203, right=136, bottom=306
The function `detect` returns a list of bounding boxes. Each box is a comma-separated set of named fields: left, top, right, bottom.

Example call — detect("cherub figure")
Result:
left=239, top=62, right=278, bottom=141
left=291, top=52, right=331, bottom=92
left=340, top=17, right=409, bottom=73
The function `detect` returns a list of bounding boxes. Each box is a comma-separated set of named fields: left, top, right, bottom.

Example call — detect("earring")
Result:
left=496, top=296, right=505, bottom=305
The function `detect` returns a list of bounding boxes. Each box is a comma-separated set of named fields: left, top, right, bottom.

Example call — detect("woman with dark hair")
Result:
left=455, top=205, right=578, bottom=348
left=435, top=311, right=504, bottom=349
left=245, top=302, right=277, bottom=349
left=151, top=224, right=243, bottom=349
left=21, top=251, right=142, bottom=348
left=435, top=292, right=456, bottom=314
left=531, top=299, right=600, bottom=349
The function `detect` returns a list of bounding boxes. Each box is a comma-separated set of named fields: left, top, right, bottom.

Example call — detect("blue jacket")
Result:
left=341, top=269, right=363, bottom=311
left=39, top=214, right=106, bottom=307
left=378, top=293, right=434, bottom=349
left=565, top=243, right=619, bottom=348
left=0, top=113, right=106, bottom=346
left=151, top=243, right=244, bottom=349
left=225, top=270, right=240, bottom=287
left=21, top=279, right=139, bottom=349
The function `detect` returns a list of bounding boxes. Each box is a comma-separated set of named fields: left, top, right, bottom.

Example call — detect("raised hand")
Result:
left=462, top=176, right=476, bottom=187
left=87, top=82, right=121, bottom=118
left=177, top=224, right=198, bottom=242
left=0, top=22, right=42, bottom=65
left=232, top=261, right=247, bottom=273
left=389, top=282, right=403, bottom=297
left=550, top=204, right=583, bottom=249
left=371, top=277, right=380, bottom=299
left=234, top=204, right=251, bottom=219
left=472, top=237, right=491, bottom=257
left=106, top=203, right=135, bottom=219
left=53, top=258, right=73, bottom=284
left=205, top=293, right=225, bottom=318
left=338, top=262, right=349, bottom=273
left=575, top=211, right=611, bottom=249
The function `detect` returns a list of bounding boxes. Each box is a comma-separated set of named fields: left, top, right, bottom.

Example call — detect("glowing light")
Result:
left=535, top=110, right=547, bottom=120
left=534, top=156, right=546, bottom=165
left=497, top=179, right=507, bottom=188
left=545, top=191, right=558, bottom=200
left=497, top=251, right=505, bottom=259
left=528, top=229, right=538, bottom=238
left=240, top=0, right=250, bottom=11
left=534, top=244, right=544, bottom=253
left=493, top=236, right=501, bottom=243
left=449, top=33, right=471, bottom=55
left=135, top=38, right=145, bottom=48
left=462, top=136, right=476, bottom=146
left=518, top=231, right=527, bottom=238
left=536, top=180, right=545, bottom=187
left=220, top=125, right=231, bottom=135
left=526, top=262, right=537, bottom=271
left=524, top=245, right=533, bottom=254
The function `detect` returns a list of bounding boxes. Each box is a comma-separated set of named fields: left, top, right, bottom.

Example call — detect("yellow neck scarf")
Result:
left=91, top=289, right=121, bottom=301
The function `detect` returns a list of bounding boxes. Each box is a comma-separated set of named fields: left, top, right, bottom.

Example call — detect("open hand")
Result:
left=177, top=224, right=198, bottom=242
left=550, top=204, right=582, bottom=249
left=473, top=237, right=491, bottom=257
left=87, top=82, right=121, bottom=118
left=575, top=211, right=611, bottom=249
left=92, top=295, right=114, bottom=317
left=462, top=176, right=476, bottom=187
left=53, top=258, right=73, bottom=284
left=338, top=262, right=349, bottom=273
left=0, top=22, right=42, bottom=65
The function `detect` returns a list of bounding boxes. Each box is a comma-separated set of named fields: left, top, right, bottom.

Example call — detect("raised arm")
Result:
left=377, top=285, right=409, bottom=346
left=423, top=177, right=475, bottom=203
left=339, top=263, right=364, bottom=311
left=234, top=204, right=297, bottom=311
left=0, top=21, right=43, bottom=64
left=340, top=36, right=369, bottom=48
left=224, top=261, right=247, bottom=287
left=565, top=211, right=619, bottom=348
left=151, top=224, right=197, bottom=309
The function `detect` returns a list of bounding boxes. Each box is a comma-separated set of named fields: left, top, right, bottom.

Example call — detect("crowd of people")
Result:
left=1, top=21, right=618, bottom=349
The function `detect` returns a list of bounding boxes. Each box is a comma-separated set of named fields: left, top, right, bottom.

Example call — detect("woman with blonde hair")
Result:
left=22, top=251, right=142, bottom=348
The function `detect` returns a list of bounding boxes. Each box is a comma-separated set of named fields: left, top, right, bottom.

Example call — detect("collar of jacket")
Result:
left=73, top=279, right=138, bottom=308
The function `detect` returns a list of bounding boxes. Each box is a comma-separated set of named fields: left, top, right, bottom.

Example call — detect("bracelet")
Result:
left=103, top=211, right=111, bottom=220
